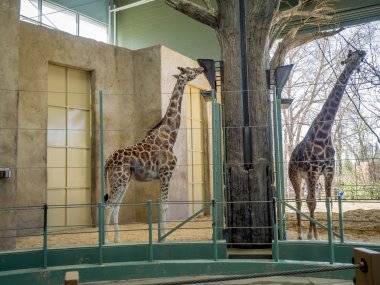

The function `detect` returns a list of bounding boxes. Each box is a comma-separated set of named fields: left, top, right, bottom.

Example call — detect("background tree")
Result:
left=165, top=0, right=340, bottom=247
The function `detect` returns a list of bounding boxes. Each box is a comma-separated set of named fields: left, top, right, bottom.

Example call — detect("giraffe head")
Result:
left=174, top=67, right=204, bottom=82
left=340, top=49, right=366, bottom=71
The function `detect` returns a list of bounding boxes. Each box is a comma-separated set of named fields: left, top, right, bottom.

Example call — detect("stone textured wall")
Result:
left=1, top=12, right=210, bottom=244
left=0, top=0, right=20, bottom=250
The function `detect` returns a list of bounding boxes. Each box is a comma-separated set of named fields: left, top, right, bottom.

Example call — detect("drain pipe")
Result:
left=239, top=0, right=252, bottom=170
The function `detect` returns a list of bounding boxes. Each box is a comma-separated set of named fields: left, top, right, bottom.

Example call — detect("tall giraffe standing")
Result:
left=288, top=50, right=366, bottom=240
left=103, top=66, right=204, bottom=243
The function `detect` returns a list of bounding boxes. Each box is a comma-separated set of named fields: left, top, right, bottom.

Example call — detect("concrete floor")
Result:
left=84, top=276, right=354, bottom=285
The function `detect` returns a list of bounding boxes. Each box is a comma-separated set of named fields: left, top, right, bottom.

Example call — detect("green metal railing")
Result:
left=272, top=196, right=348, bottom=263
left=36, top=199, right=220, bottom=268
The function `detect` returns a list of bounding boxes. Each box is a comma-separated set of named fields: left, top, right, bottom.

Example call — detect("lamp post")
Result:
left=269, top=65, right=293, bottom=240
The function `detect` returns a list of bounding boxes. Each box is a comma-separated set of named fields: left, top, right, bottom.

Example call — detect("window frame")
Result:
left=20, top=0, right=109, bottom=43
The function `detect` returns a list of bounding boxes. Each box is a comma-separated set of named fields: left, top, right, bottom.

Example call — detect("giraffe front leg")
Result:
left=306, top=189, right=318, bottom=240
left=160, top=200, right=169, bottom=241
left=158, top=168, right=172, bottom=242
left=113, top=205, right=121, bottom=243
left=289, top=168, right=303, bottom=240
left=103, top=205, right=113, bottom=244
left=295, top=194, right=303, bottom=240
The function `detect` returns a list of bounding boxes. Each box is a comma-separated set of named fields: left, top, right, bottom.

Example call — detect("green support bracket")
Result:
left=159, top=204, right=210, bottom=241
left=211, top=90, right=224, bottom=240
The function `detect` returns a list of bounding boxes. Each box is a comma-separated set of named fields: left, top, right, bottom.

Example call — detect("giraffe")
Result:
left=288, top=50, right=366, bottom=240
left=103, top=66, right=204, bottom=243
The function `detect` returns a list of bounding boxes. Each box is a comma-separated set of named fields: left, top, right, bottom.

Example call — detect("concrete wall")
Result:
left=160, top=46, right=211, bottom=219
left=0, top=0, right=20, bottom=250
left=0, top=8, right=210, bottom=247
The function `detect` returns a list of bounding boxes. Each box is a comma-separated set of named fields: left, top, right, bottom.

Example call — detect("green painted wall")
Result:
left=115, top=0, right=220, bottom=60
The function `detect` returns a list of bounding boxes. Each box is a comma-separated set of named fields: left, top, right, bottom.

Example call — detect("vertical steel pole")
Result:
left=98, top=202, right=103, bottom=265
left=326, top=197, right=334, bottom=264
left=272, top=198, right=279, bottom=262
left=212, top=199, right=218, bottom=261
left=148, top=200, right=153, bottom=262
left=157, top=198, right=161, bottom=242
left=338, top=195, right=344, bottom=243
left=43, top=203, right=48, bottom=269
left=272, top=86, right=285, bottom=240
left=211, top=90, right=224, bottom=239
left=276, top=88, right=287, bottom=240
left=100, top=91, right=105, bottom=245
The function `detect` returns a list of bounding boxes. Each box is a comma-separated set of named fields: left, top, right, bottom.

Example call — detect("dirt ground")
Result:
left=16, top=203, right=380, bottom=249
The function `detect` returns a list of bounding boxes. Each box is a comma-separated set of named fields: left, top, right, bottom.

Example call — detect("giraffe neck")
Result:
left=151, top=78, right=187, bottom=144
left=306, top=62, right=359, bottom=138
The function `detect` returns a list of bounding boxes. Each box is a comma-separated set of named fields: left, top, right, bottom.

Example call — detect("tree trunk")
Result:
left=217, top=0, right=275, bottom=247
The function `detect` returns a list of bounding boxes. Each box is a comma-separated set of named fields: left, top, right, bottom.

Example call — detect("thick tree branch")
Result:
left=270, top=27, right=344, bottom=68
left=166, top=0, right=218, bottom=29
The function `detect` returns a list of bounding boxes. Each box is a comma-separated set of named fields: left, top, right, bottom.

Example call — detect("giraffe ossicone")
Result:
left=103, top=66, right=204, bottom=243
left=288, top=49, right=366, bottom=240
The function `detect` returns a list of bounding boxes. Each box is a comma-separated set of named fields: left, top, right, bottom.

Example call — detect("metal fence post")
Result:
left=212, top=199, right=218, bottom=261
left=148, top=200, right=153, bottom=262
left=338, top=195, right=344, bottom=243
left=43, top=203, right=48, bottom=269
left=98, top=202, right=103, bottom=265
left=272, top=198, right=279, bottom=262
left=326, top=197, right=334, bottom=264
left=99, top=90, right=105, bottom=245
left=212, top=90, right=224, bottom=240
left=157, top=198, right=161, bottom=242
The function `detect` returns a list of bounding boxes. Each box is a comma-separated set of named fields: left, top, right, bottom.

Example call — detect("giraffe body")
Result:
left=288, top=50, right=365, bottom=240
left=103, top=67, right=203, bottom=243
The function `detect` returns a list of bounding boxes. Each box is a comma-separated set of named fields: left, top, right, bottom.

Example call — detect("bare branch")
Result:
left=271, top=27, right=344, bottom=68
left=272, top=0, right=302, bottom=26
left=166, top=0, right=218, bottom=29
left=270, top=0, right=337, bottom=46
left=202, top=0, right=215, bottom=13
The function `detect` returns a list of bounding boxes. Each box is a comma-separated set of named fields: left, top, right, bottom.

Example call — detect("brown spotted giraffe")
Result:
left=103, top=66, right=204, bottom=243
left=288, top=50, right=366, bottom=240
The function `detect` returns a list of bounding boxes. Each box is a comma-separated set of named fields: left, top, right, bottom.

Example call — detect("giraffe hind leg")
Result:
left=306, top=179, right=319, bottom=240
left=104, top=179, right=129, bottom=244
left=289, top=167, right=303, bottom=240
